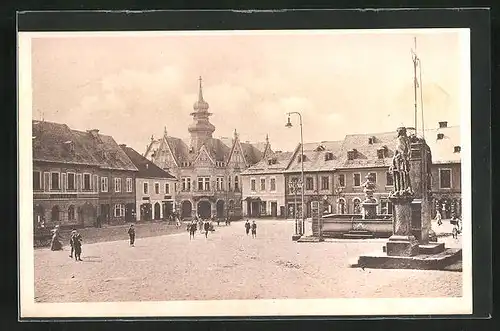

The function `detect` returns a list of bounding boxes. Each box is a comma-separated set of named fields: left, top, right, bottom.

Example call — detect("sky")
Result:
left=29, top=30, right=466, bottom=153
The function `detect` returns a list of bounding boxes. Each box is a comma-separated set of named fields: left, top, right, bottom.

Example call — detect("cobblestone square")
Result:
left=34, top=220, right=462, bottom=302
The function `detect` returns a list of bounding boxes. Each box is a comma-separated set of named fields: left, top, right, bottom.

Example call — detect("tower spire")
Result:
left=198, top=76, right=204, bottom=101
left=266, top=133, right=269, bottom=144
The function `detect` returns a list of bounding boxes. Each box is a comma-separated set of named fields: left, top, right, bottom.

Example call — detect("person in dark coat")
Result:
left=50, top=225, right=63, bottom=251
left=251, top=221, right=257, bottom=238
left=203, top=220, right=210, bottom=238
left=69, top=229, right=76, bottom=258
left=72, top=230, right=83, bottom=261
left=189, top=221, right=196, bottom=240
left=128, top=224, right=135, bottom=246
left=245, top=220, right=251, bottom=236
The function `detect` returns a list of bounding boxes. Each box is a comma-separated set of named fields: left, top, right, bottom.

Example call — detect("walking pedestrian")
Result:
left=217, top=218, right=220, bottom=226
left=72, top=230, right=83, bottom=261
left=251, top=220, right=257, bottom=238
left=69, top=229, right=76, bottom=258
left=245, top=219, right=251, bottom=236
left=189, top=221, right=196, bottom=240
left=128, top=224, right=135, bottom=247
left=435, top=210, right=442, bottom=226
left=50, top=225, right=63, bottom=251
left=204, top=220, right=210, bottom=238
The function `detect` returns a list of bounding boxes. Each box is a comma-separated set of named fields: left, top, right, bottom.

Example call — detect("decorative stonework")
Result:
left=361, top=173, right=377, bottom=219
left=389, top=127, right=413, bottom=198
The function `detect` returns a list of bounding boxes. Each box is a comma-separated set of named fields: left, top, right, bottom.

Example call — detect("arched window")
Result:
left=51, top=205, right=60, bottom=222
left=353, top=198, right=362, bottom=214
left=337, top=198, right=346, bottom=215
left=234, top=176, right=239, bottom=191
left=68, top=205, right=75, bottom=220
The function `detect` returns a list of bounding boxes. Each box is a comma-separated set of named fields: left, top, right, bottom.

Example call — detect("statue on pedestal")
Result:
left=389, top=127, right=413, bottom=197
left=361, top=173, right=377, bottom=219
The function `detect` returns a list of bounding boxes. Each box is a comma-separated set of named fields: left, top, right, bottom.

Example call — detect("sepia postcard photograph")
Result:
left=18, top=26, right=473, bottom=318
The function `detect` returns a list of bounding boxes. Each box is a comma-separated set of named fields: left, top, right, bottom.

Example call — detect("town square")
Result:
left=19, top=27, right=470, bottom=316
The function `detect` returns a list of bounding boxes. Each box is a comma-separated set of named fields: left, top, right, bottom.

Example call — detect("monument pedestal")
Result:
left=386, top=235, right=419, bottom=256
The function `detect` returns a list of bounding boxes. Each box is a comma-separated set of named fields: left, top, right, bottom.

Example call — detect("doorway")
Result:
left=216, top=200, right=225, bottom=218
left=197, top=200, right=211, bottom=219
left=270, top=202, right=277, bottom=217
left=154, top=202, right=161, bottom=220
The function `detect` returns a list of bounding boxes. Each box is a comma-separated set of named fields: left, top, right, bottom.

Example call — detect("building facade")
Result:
left=283, top=141, right=343, bottom=219
left=241, top=151, right=294, bottom=218
left=71, top=129, right=139, bottom=225
left=120, top=145, right=177, bottom=221
left=144, top=77, right=271, bottom=220
left=33, top=121, right=103, bottom=228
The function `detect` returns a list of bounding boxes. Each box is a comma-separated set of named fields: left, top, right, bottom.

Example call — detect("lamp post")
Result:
left=286, top=112, right=305, bottom=238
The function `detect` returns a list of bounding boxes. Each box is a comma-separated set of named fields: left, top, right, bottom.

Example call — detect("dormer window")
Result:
left=63, top=140, right=74, bottom=153
left=437, top=133, right=444, bottom=140
left=325, top=152, right=334, bottom=161
left=298, top=154, right=306, bottom=163
left=368, top=136, right=376, bottom=144
left=377, top=149, right=384, bottom=159
left=315, top=145, right=325, bottom=151
left=347, top=149, right=357, bottom=160
left=454, top=146, right=461, bottom=153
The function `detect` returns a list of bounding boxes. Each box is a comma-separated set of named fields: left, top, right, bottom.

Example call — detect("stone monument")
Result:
left=361, top=174, right=378, bottom=220
left=385, top=127, right=419, bottom=256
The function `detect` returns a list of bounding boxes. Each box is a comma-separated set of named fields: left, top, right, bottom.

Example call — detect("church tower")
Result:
left=188, top=76, right=216, bottom=151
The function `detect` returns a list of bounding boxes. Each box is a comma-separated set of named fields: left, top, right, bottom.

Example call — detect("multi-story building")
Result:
left=425, top=121, right=461, bottom=218
left=240, top=151, right=294, bottom=218
left=283, top=141, right=343, bottom=218
left=144, top=78, right=271, bottom=220
left=120, top=145, right=177, bottom=221
left=332, top=131, right=396, bottom=216
left=70, top=128, right=138, bottom=224
left=32, top=121, right=128, bottom=228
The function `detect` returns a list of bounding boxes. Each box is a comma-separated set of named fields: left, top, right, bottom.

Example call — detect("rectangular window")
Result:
left=165, top=183, right=170, bottom=194
left=114, top=204, right=125, bottom=217
left=101, top=177, right=108, bottom=192
left=115, top=178, right=122, bottom=192
left=198, top=178, right=203, bottom=191
left=353, top=174, right=361, bottom=187
left=228, top=176, right=232, bottom=191
left=270, top=178, right=276, bottom=191
left=198, top=177, right=210, bottom=191
left=216, top=177, right=224, bottom=191
left=251, top=179, right=256, bottom=191
left=83, top=173, right=91, bottom=190
left=381, top=201, right=393, bottom=215
left=182, top=177, right=191, bottom=191
left=126, top=178, right=133, bottom=192
left=33, top=171, right=41, bottom=190
left=306, top=177, right=314, bottom=190
left=439, top=169, right=452, bottom=189
left=321, top=176, right=329, bottom=190
left=260, top=178, right=266, bottom=191
left=67, top=173, right=76, bottom=191
left=143, top=182, right=149, bottom=194
left=369, top=172, right=377, bottom=184
left=234, top=176, right=239, bottom=191
left=386, top=172, right=394, bottom=186
left=50, top=172, right=60, bottom=190
left=261, top=201, right=267, bottom=215
left=155, top=182, right=160, bottom=194
left=204, top=177, right=210, bottom=191
left=338, top=174, right=345, bottom=187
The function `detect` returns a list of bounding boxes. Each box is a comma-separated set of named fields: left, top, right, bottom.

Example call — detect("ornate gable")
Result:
left=156, top=137, right=179, bottom=169
left=193, top=144, right=215, bottom=168
left=227, top=138, right=248, bottom=170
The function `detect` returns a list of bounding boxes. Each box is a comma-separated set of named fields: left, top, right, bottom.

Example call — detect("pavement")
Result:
left=34, top=220, right=462, bottom=303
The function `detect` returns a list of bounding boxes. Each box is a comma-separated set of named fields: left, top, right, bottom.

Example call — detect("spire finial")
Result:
left=164, top=126, right=167, bottom=136
left=266, top=133, right=269, bottom=144
left=234, top=129, right=238, bottom=139
left=151, top=134, right=154, bottom=142
left=198, top=76, right=203, bottom=101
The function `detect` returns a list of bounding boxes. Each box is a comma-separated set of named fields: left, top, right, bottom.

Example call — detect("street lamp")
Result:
left=285, top=112, right=305, bottom=239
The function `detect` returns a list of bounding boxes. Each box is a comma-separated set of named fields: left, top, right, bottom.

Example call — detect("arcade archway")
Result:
left=197, top=200, right=211, bottom=219
left=181, top=200, right=192, bottom=219
left=216, top=200, right=225, bottom=218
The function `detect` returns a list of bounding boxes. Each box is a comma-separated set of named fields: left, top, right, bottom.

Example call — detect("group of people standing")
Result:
left=245, top=219, right=257, bottom=238
left=49, top=225, right=83, bottom=262
left=187, top=217, right=215, bottom=240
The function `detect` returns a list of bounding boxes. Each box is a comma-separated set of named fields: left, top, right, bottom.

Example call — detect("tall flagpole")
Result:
left=412, top=37, right=419, bottom=135
left=419, top=52, right=425, bottom=140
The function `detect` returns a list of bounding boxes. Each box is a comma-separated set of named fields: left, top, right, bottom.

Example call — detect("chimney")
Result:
left=438, top=121, right=448, bottom=128
left=87, top=129, right=100, bottom=138
left=437, top=133, right=444, bottom=140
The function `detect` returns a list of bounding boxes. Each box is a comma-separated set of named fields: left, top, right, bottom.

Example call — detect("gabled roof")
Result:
left=241, top=151, right=294, bottom=175
left=71, top=130, right=138, bottom=171
left=285, top=140, right=343, bottom=173
left=32, top=120, right=100, bottom=166
left=424, top=125, right=461, bottom=164
left=336, top=131, right=396, bottom=169
left=120, top=145, right=176, bottom=179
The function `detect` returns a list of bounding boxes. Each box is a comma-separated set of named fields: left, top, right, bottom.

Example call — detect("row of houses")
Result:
left=240, top=121, right=462, bottom=220
left=32, top=120, right=177, bottom=229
